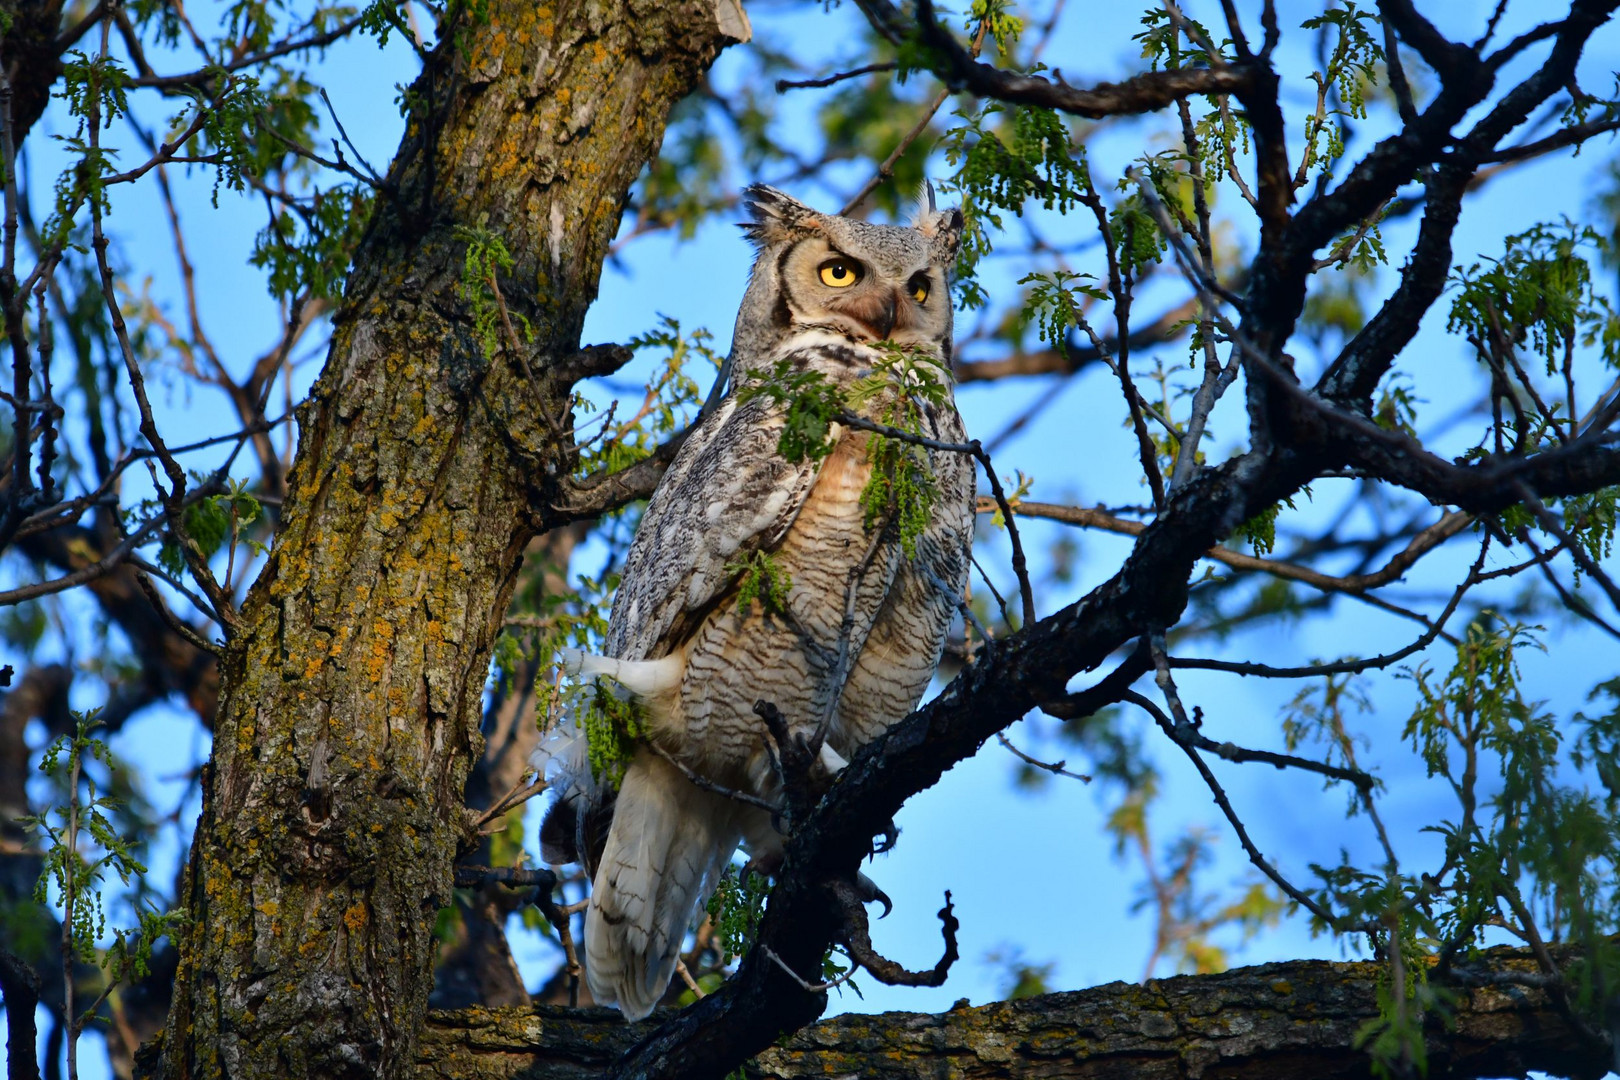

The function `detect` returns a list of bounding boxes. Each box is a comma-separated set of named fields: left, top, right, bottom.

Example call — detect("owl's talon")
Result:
left=853, top=872, right=892, bottom=919
left=871, top=819, right=899, bottom=855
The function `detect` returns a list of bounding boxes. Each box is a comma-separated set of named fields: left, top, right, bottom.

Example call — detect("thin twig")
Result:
left=777, top=62, right=897, bottom=92
left=984, top=499, right=1473, bottom=597
left=837, top=411, right=1035, bottom=625
left=760, top=944, right=861, bottom=993
left=840, top=17, right=989, bottom=216
left=473, top=774, right=550, bottom=834
left=996, top=731, right=1090, bottom=782
left=675, top=959, right=706, bottom=998
left=648, top=742, right=780, bottom=814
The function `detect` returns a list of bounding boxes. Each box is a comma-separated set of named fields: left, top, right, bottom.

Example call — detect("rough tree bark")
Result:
left=155, top=2, right=742, bottom=1076
left=405, top=947, right=1610, bottom=1080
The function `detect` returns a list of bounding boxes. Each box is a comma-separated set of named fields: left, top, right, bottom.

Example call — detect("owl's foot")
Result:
left=740, top=850, right=783, bottom=879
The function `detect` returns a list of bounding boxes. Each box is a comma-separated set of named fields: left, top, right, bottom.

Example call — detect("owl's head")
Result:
left=728, top=184, right=964, bottom=375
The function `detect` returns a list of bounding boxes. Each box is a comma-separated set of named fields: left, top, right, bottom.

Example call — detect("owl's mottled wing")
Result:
left=605, top=393, right=819, bottom=661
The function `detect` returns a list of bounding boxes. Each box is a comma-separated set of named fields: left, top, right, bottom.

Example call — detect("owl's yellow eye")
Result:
left=910, top=273, right=931, bottom=304
left=818, top=258, right=862, bottom=288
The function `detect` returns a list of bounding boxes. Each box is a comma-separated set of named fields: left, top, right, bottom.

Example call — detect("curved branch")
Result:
left=852, top=0, right=1259, bottom=118
left=831, top=880, right=958, bottom=988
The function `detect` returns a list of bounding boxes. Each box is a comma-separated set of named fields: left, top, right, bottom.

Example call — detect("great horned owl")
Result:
left=541, top=185, right=974, bottom=1019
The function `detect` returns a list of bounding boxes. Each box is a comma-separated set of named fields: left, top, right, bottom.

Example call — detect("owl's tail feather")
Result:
left=586, top=752, right=739, bottom=1021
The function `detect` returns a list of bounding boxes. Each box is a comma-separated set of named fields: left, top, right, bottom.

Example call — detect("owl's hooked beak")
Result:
left=838, top=291, right=897, bottom=341
left=868, top=293, right=897, bottom=340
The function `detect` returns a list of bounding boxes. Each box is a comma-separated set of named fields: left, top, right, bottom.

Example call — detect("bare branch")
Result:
left=776, top=63, right=897, bottom=92
left=852, top=0, right=1260, bottom=118
left=985, top=499, right=1475, bottom=597
left=1123, top=681, right=1353, bottom=931
left=130, top=15, right=367, bottom=90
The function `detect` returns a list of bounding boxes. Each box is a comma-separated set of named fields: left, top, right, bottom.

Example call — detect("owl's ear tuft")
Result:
left=912, top=180, right=964, bottom=258
left=918, top=204, right=965, bottom=262
left=912, top=178, right=939, bottom=220
left=740, top=184, right=821, bottom=246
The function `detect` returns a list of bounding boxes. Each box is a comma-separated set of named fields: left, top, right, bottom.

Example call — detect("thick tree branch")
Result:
left=553, top=426, right=692, bottom=522
left=1317, top=162, right=1472, bottom=407
left=0, top=946, right=41, bottom=1080
left=411, top=946, right=1612, bottom=1079
left=1320, top=408, right=1620, bottom=514
left=0, top=0, right=67, bottom=145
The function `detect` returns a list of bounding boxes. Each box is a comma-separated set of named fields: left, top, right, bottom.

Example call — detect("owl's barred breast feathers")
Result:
left=537, top=184, right=975, bottom=1020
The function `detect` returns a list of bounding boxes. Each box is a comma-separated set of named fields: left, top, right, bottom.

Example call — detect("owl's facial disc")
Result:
left=785, top=238, right=940, bottom=344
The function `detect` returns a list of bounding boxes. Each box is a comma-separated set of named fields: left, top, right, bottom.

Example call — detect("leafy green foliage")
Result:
left=456, top=225, right=530, bottom=360
left=1283, top=673, right=1377, bottom=804
left=1298, top=4, right=1381, bottom=177
left=1133, top=9, right=1227, bottom=71
left=1574, top=679, right=1620, bottom=808
left=1236, top=498, right=1291, bottom=557
left=727, top=550, right=793, bottom=615
left=940, top=103, right=1088, bottom=306
left=743, top=346, right=951, bottom=558
left=1450, top=221, right=1620, bottom=374
left=1107, top=185, right=1170, bottom=276
left=250, top=182, right=373, bottom=301
left=358, top=0, right=431, bottom=50
left=1284, top=619, right=1620, bottom=1063
left=60, top=52, right=133, bottom=130
left=1557, top=486, right=1619, bottom=581
left=860, top=422, right=936, bottom=559
left=1372, top=378, right=1421, bottom=437
left=159, top=477, right=267, bottom=578
left=968, top=0, right=1024, bottom=59
left=738, top=358, right=846, bottom=464
left=1352, top=929, right=1446, bottom=1080
left=579, top=680, right=645, bottom=789
left=706, top=866, right=771, bottom=965
left=27, top=715, right=182, bottom=1018
left=854, top=345, right=955, bottom=557
left=1019, top=270, right=1107, bottom=350
left=188, top=73, right=276, bottom=204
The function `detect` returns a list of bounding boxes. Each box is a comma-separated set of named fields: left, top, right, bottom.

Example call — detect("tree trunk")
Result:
left=156, top=2, right=740, bottom=1076
left=405, top=948, right=1611, bottom=1080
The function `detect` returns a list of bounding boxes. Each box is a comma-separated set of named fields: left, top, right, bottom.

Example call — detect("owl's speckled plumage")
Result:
left=542, top=185, right=975, bottom=1020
